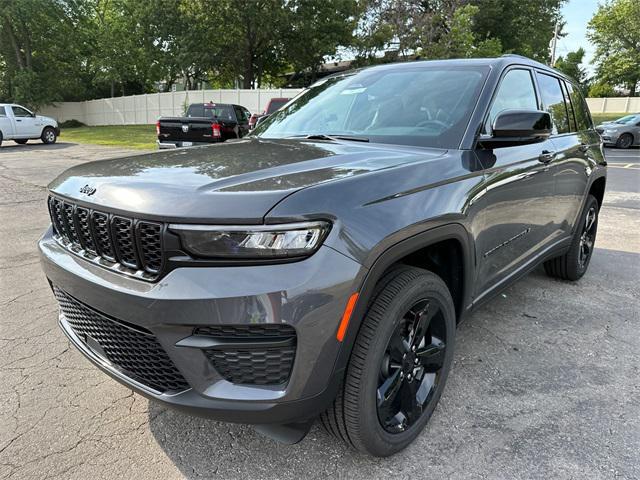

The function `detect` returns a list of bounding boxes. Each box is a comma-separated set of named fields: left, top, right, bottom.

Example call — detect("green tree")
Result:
left=471, top=0, right=565, bottom=63
left=587, top=0, right=640, bottom=96
left=554, top=47, right=589, bottom=94
left=588, top=81, right=617, bottom=98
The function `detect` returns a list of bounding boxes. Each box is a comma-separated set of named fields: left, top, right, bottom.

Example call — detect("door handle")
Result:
left=538, top=150, right=556, bottom=164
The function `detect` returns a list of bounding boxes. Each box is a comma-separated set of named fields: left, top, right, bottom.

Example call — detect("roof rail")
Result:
left=501, top=54, right=529, bottom=59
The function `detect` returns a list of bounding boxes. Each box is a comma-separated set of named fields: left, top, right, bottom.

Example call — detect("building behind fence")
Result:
left=39, top=89, right=639, bottom=126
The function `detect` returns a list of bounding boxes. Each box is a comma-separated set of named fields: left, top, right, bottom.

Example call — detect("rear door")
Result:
left=535, top=73, right=600, bottom=238
left=233, top=106, right=250, bottom=137
left=11, top=105, right=40, bottom=137
left=473, top=67, right=560, bottom=300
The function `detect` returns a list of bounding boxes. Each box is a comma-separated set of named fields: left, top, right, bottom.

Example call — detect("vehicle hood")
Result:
left=37, top=115, right=56, bottom=124
left=598, top=122, right=629, bottom=131
left=48, top=137, right=446, bottom=223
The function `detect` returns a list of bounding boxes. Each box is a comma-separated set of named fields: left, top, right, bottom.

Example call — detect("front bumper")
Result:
left=39, top=227, right=362, bottom=424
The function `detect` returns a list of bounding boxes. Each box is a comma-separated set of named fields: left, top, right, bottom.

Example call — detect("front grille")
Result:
left=47, top=196, right=164, bottom=279
left=197, top=324, right=297, bottom=386
left=54, top=287, right=189, bottom=393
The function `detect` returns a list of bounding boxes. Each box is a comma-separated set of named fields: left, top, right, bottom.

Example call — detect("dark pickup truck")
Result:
left=157, top=103, right=251, bottom=149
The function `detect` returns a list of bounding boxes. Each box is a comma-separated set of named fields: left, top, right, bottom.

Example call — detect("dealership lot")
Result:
left=0, top=142, right=638, bottom=479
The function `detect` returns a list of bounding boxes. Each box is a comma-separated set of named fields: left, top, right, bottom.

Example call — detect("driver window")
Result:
left=11, top=106, right=32, bottom=117
left=487, top=69, right=538, bottom=132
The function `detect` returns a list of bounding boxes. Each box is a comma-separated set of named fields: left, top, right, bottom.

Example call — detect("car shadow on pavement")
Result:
left=0, top=142, right=76, bottom=151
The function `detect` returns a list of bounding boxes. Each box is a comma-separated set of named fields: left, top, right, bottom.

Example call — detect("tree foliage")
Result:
left=554, top=47, right=589, bottom=94
left=587, top=0, right=640, bottom=96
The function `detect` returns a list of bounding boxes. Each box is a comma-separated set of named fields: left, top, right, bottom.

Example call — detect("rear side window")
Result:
left=233, top=106, right=247, bottom=122
left=487, top=69, right=538, bottom=130
left=536, top=73, right=570, bottom=134
left=565, top=83, right=592, bottom=131
left=0, top=106, right=5, bottom=117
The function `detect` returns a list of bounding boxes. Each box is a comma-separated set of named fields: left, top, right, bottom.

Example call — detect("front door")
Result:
left=11, top=105, right=40, bottom=137
left=473, top=68, right=561, bottom=301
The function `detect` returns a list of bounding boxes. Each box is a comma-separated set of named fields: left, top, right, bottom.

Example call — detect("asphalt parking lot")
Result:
left=1, top=141, right=638, bottom=479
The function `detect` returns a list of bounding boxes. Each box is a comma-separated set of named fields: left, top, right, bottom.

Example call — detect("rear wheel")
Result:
left=14, top=139, right=28, bottom=145
left=616, top=133, right=633, bottom=149
left=0, top=131, right=3, bottom=147
left=544, top=194, right=599, bottom=281
left=320, top=266, right=456, bottom=456
left=41, top=127, right=57, bottom=144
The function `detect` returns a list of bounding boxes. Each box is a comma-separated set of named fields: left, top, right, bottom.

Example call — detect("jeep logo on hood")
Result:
left=79, top=184, right=96, bottom=196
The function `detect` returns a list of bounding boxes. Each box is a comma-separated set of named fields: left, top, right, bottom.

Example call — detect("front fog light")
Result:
left=169, top=221, right=331, bottom=259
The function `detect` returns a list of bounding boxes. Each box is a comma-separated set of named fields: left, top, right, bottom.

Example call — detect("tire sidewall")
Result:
left=42, top=127, right=57, bottom=144
left=616, top=133, right=632, bottom=149
left=351, top=272, right=456, bottom=456
left=571, top=195, right=599, bottom=278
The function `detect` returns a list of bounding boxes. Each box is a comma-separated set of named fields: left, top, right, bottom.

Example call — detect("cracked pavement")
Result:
left=0, top=141, right=639, bottom=479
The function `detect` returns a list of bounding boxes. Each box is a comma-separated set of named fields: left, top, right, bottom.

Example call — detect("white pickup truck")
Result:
left=0, top=104, right=59, bottom=147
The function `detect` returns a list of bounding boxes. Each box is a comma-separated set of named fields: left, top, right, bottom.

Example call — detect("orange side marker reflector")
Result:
left=336, top=293, right=359, bottom=342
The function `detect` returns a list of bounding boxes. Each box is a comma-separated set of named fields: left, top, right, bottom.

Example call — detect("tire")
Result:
left=14, top=139, right=28, bottom=145
left=544, top=194, right=599, bottom=281
left=0, top=131, right=3, bottom=147
left=320, top=266, right=456, bottom=456
left=615, top=133, right=633, bottom=149
left=41, top=127, right=57, bottom=144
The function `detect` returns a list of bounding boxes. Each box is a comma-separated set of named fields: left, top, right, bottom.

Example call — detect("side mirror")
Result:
left=479, top=110, right=552, bottom=148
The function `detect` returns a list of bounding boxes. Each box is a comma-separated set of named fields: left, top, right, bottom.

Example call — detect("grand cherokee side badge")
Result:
left=79, top=184, right=96, bottom=196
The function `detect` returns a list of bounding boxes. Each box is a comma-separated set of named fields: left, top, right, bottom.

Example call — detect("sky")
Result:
left=558, top=0, right=600, bottom=75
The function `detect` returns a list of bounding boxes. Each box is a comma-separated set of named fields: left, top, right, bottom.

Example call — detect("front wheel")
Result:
left=320, top=266, right=456, bottom=456
left=544, top=194, right=599, bottom=281
left=615, top=133, right=633, bottom=149
left=41, top=127, right=57, bottom=144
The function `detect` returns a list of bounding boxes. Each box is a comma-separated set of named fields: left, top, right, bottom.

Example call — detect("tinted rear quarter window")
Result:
left=266, top=99, right=288, bottom=114
left=565, top=82, right=592, bottom=131
left=536, top=73, right=570, bottom=134
left=0, top=106, right=5, bottom=117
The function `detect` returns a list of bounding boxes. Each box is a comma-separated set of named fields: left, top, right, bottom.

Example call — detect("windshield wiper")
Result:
left=289, top=134, right=370, bottom=143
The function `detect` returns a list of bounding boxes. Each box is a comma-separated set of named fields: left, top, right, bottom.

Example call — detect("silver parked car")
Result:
left=595, top=113, right=640, bottom=148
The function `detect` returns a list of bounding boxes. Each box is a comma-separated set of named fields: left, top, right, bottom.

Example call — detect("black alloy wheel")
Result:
left=578, top=204, right=597, bottom=269
left=320, top=266, right=456, bottom=456
left=377, top=298, right=447, bottom=433
left=616, top=133, right=633, bottom=149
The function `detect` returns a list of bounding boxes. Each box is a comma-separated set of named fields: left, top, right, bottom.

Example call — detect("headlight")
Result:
left=169, top=221, right=331, bottom=259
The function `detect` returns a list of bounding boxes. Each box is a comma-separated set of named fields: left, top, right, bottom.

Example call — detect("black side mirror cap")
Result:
left=479, top=110, right=552, bottom=148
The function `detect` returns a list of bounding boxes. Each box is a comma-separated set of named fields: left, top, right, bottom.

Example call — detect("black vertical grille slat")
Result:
left=62, top=202, right=79, bottom=243
left=47, top=196, right=165, bottom=279
left=75, top=207, right=96, bottom=253
left=138, top=222, right=163, bottom=273
left=112, top=217, right=138, bottom=268
left=92, top=211, right=115, bottom=260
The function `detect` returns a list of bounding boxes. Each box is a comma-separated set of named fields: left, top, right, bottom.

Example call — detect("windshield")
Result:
left=266, top=99, right=289, bottom=114
left=614, top=114, right=640, bottom=125
left=187, top=104, right=235, bottom=121
left=253, top=65, right=488, bottom=148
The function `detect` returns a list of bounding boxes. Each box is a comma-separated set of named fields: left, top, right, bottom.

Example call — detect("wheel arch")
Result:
left=331, top=223, right=475, bottom=383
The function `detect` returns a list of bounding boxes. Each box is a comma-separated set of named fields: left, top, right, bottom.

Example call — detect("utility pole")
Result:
left=550, top=19, right=559, bottom=66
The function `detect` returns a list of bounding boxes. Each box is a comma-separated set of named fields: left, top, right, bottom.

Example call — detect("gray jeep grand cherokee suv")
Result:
left=39, top=55, right=606, bottom=457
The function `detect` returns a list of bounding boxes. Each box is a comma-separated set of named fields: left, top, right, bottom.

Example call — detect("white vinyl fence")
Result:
left=39, top=91, right=638, bottom=126
left=586, top=97, right=640, bottom=114
left=39, top=89, right=303, bottom=125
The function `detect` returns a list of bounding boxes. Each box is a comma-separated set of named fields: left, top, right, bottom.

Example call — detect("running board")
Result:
left=254, top=420, right=314, bottom=444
